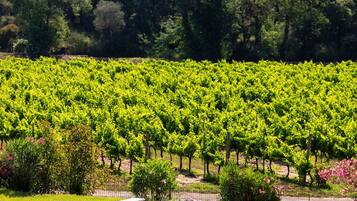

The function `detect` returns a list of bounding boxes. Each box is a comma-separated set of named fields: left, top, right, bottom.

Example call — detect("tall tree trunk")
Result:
left=236, top=151, right=240, bottom=165
left=256, top=158, right=259, bottom=171
left=203, top=159, right=206, bottom=177
left=218, top=165, right=221, bottom=174
left=225, top=132, right=231, bottom=164
left=286, top=164, right=290, bottom=178
left=160, top=148, right=163, bottom=158
left=254, top=16, right=262, bottom=53
left=179, top=0, right=199, bottom=59
left=101, top=152, right=105, bottom=166
left=269, top=160, right=273, bottom=172
left=145, top=132, right=151, bottom=159
left=170, top=153, right=172, bottom=163
left=130, top=159, right=133, bottom=175
left=179, top=156, right=183, bottom=170
left=206, top=161, right=210, bottom=175
left=110, top=158, right=114, bottom=169
left=146, top=146, right=151, bottom=159
left=280, top=15, right=290, bottom=60
left=154, top=148, right=157, bottom=158
left=304, top=133, right=312, bottom=183
left=118, top=159, right=122, bottom=172
left=262, top=159, right=265, bottom=173
left=230, top=32, right=239, bottom=60
left=314, top=153, right=318, bottom=167
left=188, top=157, right=192, bottom=173
left=244, top=155, right=248, bottom=167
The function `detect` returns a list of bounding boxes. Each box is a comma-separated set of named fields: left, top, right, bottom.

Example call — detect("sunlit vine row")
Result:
left=0, top=57, right=356, bottom=179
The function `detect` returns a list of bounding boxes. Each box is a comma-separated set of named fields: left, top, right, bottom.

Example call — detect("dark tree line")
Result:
left=0, top=0, right=357, bottom=61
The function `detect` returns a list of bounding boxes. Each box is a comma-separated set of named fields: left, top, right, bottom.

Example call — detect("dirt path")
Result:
left=94, top=190, right=354, bottom=201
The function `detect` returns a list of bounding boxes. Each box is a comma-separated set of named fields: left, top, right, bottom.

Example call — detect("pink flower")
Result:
left=319, top=159, right=357, bottom=193
left=38, top=137, right=46, bottom=145
left=7, top=153, right=14, bottom=161
left=26, top=136, right=35, bottom=144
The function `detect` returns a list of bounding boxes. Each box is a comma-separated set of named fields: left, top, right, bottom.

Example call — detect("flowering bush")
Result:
left=2, top=138, right=42, bottom=192
left=0, top=124, right=68, bottom=193
left=0, top=124, right=99, bottom=195
left=319, top=158, right=357, bottom=194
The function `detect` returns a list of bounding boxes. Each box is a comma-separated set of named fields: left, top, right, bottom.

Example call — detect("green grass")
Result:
left=177, top=183, right=220, bottom=193
left=176, top=178, right=353, bottom=198
left=0, top=189, right=120, bottom=201
left=276, top=177, right=352, bottom=198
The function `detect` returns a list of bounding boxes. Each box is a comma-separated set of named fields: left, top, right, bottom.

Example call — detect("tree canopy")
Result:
left=0, top=0, right=357, bottom=61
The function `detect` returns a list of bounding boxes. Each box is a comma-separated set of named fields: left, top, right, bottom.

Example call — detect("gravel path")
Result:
left=94, top=190, right=354, bottom=201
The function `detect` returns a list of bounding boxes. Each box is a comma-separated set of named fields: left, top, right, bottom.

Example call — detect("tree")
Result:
left=168, top=133, right=185, bottom=170
left=93, top=0, right=125, bottom=36
left=183, top=133, right=198, bottom=173
left=13, top=0, right=69, bottom=56
left=231, top=127, right=248, bottom=166
left=177, top=0, right=225, bottom=60
left=223, top=0, right=273, bottom=61
left=67, top=0, right=92, bottom=21
left=126, top=135, right=145, bottom=175
left=200, top=132, right=223, bottom=176
left=290, top=0, right=329, bottom=61
left=148, top=17, right=186, bottom=60
left=107, top=135, right=127, bottom=172
left=95, top=120, right=116, bottom=166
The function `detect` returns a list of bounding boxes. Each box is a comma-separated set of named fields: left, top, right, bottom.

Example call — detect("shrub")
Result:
left=0, top=124, right=99, bottom=195
left=34, top=123, right=69, bottom=193
left=65, top=31, right=94, bottom=55
left=219, top=163, right=280, bottom=201
left=0, top=124, right=67, bottom=193
left=12, top=38, right=29, bottom=54
left=1, top=138, right=40, bottom=192
left=0, top=24, right=19, bottom=50
left=130, top=159, right=177, bottom=201
left=319, top=158, right=357, bottom=195
left=126, top=135, right=145, bottom=175
left=64, top=125, right=98, bottom=195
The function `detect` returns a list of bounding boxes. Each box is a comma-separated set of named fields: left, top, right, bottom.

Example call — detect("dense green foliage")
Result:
left=1, top=0, right=357, bottom=60
left=220, top=163, right=280, bottom=201
left=0, top=57, right=356, bottom=183
left=65, top=125, right=98, bottom=195
left=0, top=126, right=66, bottom=193
left=130, top=159, right=176, bottom=200
left=2, top=138, right=44, bottom=192
left=0, top=124, right=98, bottom=195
